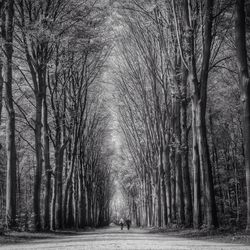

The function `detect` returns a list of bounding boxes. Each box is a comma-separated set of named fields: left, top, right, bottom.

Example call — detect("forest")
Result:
left=0, top=0, right=250, bottom=235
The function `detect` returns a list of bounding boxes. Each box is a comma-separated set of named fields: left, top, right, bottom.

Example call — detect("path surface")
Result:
left=0, top=226, right=249, bottom=250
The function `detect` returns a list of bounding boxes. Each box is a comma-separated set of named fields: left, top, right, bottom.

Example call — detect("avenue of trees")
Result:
left=114, top=0, right=250, bottom=231
left=0, top=0, right=114, bottom=231
left=1, top=0, right=250, bottom=234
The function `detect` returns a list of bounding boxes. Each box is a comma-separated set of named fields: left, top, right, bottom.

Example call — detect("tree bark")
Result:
left=67, top=184, right=74, bottom=228
left=163, top=135, right=172, bottom=224
left=198, top=0, right=218, bottom=228
left=86, top=183, right=93, bottom=226
left=51, top=172, right=57, bottom=230
left=55, top=122, right=66, bottom=229
left=43, top=87, right=51, bottom=231
left=170, top=145, right=176, bottom=222
left=192, top=96, right=201, bottom=229
left=63, top=131, right=77, bottom=227
left=33, top=83, right=44, bottom=231
left=182, top=0, right=217, bottom=228
left=180, top=69, right=193, bottom=226
left=174, top=98, right=185, bottom=224
left=79, top=165, right=86, bottom=227
left=160, top=144, right=168, bottom=226
left=4, top=0, right=17, bottom=229
left=156, top=167, right=162, bottom=227
left=0, top=0, right=6, bottom=126
left=0, top=59, right=3, bottom=126
left=235, top=0, right=250, bottom=232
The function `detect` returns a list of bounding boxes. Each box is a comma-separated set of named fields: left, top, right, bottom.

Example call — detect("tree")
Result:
left=0, top=0, right=5, bottom=126
left=3, top=0, right=17, bottom=228
left=179, top=0, right=218, bottom=228
left=235, top=0, right=250, bottom=232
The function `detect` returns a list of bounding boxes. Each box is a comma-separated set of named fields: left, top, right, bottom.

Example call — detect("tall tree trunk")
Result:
left=34, top=89, right=43, bottom=231
left=235, top=0, right=250, bottom=232
left=180, top=77, right=193, bottom=227
left=55, top=122, right=65, bottom=229
left=63, top=159, right=75, bottom=227
left=170, top=145, right=176, bottom=222
left=63, top=127, right=77, bottom=227
left=175, top=99, right=185, bottom=224
left=143, top=174, right=149, bottom=226
left=182, top=0, right=201, bottom=229
left=160, top=144, right=168, bottom=226
left=156, top=167, right=162, bottom=227
left=163, top=135, right=172, bottom=223
left=182, top=0, right=217, bottom=228
left=67, top=184, right=74, bottom=228
left=180, top=66, right=192, bottom=227
left=148, top=175, right=153, bottom=226
left=4, top=0, right=17, bottom=229
left=74, top=163, right=79, bottom=230
left=51, top=171, right=57, bottom=230
left=0, top=59, right=3, bottom=126
left=86, top=183, right=93, bottom=226
left=192, top=96, right=201, bottom=229
left=43, top=88, right=51, bottom=231
left=198, top=0, right=218, bottom=228
left=79, top=165, right=86, bottom=228
left=0, top=0, right=6, bottom=126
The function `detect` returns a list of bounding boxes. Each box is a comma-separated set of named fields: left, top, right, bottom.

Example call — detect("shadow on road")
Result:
left=1, top=226, right=250, bottom=248
left=146, top=227, right=250, bottom=247
left=0, top=226, right=137, bottom=245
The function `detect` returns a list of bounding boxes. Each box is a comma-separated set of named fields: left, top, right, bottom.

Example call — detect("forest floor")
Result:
left=0, top=226, right=250, bottom=249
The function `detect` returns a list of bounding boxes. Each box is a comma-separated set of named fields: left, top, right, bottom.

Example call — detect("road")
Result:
left=0, top=227, right=249, bottom=250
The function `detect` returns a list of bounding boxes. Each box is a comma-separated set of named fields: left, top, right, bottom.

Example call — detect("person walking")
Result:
left=126, top=218, right=131, bottom=230
left=119, top=218, right=124, bottom=230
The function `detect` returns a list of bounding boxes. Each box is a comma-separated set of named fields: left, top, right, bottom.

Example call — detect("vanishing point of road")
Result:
left=0, top=226, right=249, bottom=250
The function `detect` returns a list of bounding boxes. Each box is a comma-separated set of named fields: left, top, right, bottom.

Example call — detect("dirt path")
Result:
left=0, top=226, right=250, bottom=250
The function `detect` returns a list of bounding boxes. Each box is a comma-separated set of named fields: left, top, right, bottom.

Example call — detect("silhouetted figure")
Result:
left=126, top=219, right=131, bottom=230
left=119, top=218, right=124, bottom=230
